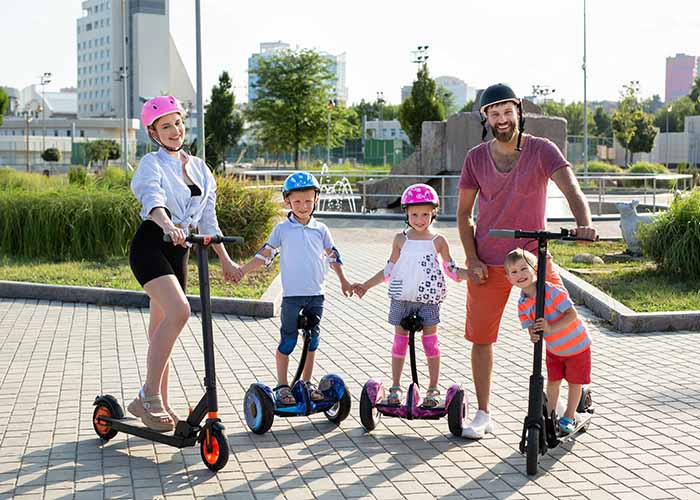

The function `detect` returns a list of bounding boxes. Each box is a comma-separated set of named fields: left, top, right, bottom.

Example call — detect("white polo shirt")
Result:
left=267, top=215, right=334, bottom=297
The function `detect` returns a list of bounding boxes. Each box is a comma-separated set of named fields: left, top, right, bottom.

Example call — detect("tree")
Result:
left=85, top=139, right=120, bottom=168
left=688, top=77, right=700, bottom=115
left=641, top=94, right=664, bottom=114
left=398, top=64, right=445, bottom=147
left=653, top=96, right=696, bottom=132
left=459, top=99, right=475, bottom=113
left=204, top=71, right=243, bottom=171
left=41, top=148, right=62, bottom=162
left=593, top=107, right=613, bottom=138
left=438, top=86, right=457, bottom=117
left=540, top=101, right=595, bottom=136
left=0, top=88, right=8, bottom=127
left=247, top=49, right=347, bottom=167
left=347, top=99, right=401, bottom=139
left=612, top=83, right=657, bottom=165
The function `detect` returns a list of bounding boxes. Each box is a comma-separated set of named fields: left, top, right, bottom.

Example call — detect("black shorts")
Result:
left=129, top=220, right=189, bottom=291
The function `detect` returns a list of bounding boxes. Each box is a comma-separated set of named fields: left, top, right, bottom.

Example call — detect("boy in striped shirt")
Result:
left=504, top=249, right=592, bottom=434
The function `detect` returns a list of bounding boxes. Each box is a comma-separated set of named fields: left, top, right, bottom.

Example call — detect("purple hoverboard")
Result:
left=359, top=313, right=466, bottom=436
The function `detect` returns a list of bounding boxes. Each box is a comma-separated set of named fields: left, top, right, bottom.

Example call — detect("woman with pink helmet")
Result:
left=128, top=95, right=242, bottom=431
left=354, top=183, right=469, bottom=408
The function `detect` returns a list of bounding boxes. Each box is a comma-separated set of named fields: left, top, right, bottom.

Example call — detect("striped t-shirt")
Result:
left=518, top=283, right=591, bottom=357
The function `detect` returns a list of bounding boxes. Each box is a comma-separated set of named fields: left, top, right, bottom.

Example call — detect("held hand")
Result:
left=341, top=280, right=354, bottom=298
left=571, top=225, right=597, bottom=242
left=165, top=226, right=187, bottom=247
left=353, top=283, right=368, bottom=299
left=533, top=318, right=550, bottom=335
left=528, top=326, right=540, bottom=343
left=222, top=258, right=244, bottom=283
left=466, top=258, right=488, bottom=284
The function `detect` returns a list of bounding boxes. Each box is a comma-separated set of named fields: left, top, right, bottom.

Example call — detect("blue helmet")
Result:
left=282, top=171, right=321, bottom=197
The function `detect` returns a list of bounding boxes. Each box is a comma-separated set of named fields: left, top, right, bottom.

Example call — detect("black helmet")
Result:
left=479, top=83, right=525, bottom=151
left=479, top=83, right=520, bottom=116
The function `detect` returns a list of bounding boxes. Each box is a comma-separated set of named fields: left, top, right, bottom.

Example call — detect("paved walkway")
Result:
left=1, top=219, right=699, bottom=499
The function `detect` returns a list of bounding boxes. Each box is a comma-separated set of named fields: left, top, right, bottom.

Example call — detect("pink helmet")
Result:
left=401, top=183, right=440, bottom=208
left=141, top=95, right=185, bottom=128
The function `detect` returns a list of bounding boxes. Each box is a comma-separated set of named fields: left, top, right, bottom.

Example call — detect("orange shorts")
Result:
left=465, top=259, right=563, bottom=345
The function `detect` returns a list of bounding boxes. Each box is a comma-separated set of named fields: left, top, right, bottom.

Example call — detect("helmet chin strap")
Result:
left=148, top=130, right=186, bottom=153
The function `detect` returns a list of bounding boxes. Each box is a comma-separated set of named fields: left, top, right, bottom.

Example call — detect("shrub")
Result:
left=0, top=188, right=141, bottom=260
left=638, top=189, right=700, bottom=278
left=0, top=174, right=278, bottom=261
left=95, top=165, right=132, bottom=190
left=574, top=160, right=624, bottom=175
left=68, top=165, right=90, bottom=187
left=41, top=148, right=62, bottom=162
left=678, top=163, right=700, bottom=187
left=624, top=162, right=674, bottom=189
left=214, top=176, right=279, bottom=259
left=0, top=167, right=64, bottom=191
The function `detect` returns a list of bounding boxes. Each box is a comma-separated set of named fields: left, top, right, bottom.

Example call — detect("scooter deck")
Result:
left=376, top=400, right=446, bottom=412
left=557, top=413, right=592, bottom=443
left=98, top=416, right=199, bottom=447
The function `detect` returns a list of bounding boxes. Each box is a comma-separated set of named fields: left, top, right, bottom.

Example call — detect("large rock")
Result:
left=360, top=110, right=567, bottom=213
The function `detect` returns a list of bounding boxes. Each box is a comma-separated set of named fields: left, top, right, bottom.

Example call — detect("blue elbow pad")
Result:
left=327, top=245, right=343, bottom=265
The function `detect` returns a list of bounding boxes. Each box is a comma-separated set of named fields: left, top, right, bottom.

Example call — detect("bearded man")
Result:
left=456, top=83, right=597, bottom=439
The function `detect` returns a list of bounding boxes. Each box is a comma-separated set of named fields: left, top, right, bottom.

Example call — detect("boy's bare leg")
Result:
left=276, top=350, right=290, bottom=387
left=546, top=379, right=562, bottom=415
left=565, top=383, right=582, bottom=420
left=301, top=350, right=316, bottom=381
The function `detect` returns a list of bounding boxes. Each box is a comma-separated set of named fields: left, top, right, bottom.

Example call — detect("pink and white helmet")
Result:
left=141, top=95, right=185, bottom=128
left=401, top=183, right=440, bottom=209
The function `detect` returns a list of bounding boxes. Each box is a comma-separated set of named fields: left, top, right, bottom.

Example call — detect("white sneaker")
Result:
left=462, top=409, right=494, bottom=439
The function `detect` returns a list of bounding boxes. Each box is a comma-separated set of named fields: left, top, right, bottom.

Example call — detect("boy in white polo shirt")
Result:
left=239, top=171, right=353, bottom=405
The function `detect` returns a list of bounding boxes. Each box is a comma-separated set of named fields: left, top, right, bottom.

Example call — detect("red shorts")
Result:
left=546, top=348, right=591, bottom=384
left=465, top=258, right=562, bottom=344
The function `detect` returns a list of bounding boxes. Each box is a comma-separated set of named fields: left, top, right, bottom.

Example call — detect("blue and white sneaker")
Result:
left=559, top=416, right=576, bottom=435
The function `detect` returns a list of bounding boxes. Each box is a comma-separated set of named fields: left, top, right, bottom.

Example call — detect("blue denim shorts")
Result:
left=280, top=295, right=324, bottom=351
left=388, top=299, right=441, bottom=327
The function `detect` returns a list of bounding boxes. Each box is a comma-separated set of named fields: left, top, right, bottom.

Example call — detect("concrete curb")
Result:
left=560, top=269, right=700, bottom=332
left=0, top=276, right=283, bottom=318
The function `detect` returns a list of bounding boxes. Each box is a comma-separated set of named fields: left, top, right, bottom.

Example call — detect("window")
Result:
left=67, top=130, right=71, bottom=137
left=54, top=130, right=59, bottom=137
left=86, top=23, right=92, bottom=31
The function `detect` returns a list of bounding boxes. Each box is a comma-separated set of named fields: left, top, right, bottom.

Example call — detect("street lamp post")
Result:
left=377, top=91, right=386, bottom=166
left=22, top=108, right=35, bottom=172
left=666, top=105, right=672, bottom=169
left=582, top=0, right=589, bottom=176
left=39, top=72, right=52, bottom=158
left=326, top=94, right=336, bottom=165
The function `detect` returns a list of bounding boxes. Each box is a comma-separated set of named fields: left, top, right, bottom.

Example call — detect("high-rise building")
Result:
left=665, top=53, right=698, bottom=103
left=76, top=0, right=194, bottom=122
left=402, top=77, right=477, bottom=107
left=247, top=41, right=347, bottom=103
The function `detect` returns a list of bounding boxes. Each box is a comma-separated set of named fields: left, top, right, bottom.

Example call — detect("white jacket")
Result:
left=131, top=149, right=222, bottom=235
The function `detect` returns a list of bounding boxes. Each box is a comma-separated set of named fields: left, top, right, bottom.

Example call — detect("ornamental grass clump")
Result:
left=638, top=189, right=700, bottom=279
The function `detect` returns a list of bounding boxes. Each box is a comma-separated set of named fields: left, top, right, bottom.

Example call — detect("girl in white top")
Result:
left=356, top=184, right=467, bottom=408
left=127, top=96, right=242, bottom=432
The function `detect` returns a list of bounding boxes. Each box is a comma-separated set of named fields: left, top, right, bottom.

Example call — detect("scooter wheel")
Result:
left=577, top=387, right=593, bottom=414
left=244, top=385, right=274, bottom=435
left=447, top=390, right=465, bottom=437
left=200, top=427, right=229, bottom=472
left=92, top=395, right=123, bottom=442
left=526, top=429, right=540, bottom=475
left=359, top=384, right=380, bottom=431
left=325, top=389, right=351, bottom=425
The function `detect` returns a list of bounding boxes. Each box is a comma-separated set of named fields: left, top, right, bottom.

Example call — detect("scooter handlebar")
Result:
left=489, top=228, right=598, bottom=242
left=163, top=234, right=244, bottom=245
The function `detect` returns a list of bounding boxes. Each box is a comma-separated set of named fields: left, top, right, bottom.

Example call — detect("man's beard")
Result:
left=491, top=121, right=517, bottom=143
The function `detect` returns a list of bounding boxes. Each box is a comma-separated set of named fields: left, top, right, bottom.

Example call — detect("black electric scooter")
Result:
left=92, top=233, right=243, bottom=472
left=490, top=228, right=595, bottom=476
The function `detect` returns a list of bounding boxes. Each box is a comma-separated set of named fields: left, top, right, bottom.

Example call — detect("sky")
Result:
left=2, top=0, right=700, bottom=106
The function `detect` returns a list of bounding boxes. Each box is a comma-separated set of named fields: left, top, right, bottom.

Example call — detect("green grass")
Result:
left=0, top=256, right=279, bottom=299
left=548, top=241, right=700, bottom=312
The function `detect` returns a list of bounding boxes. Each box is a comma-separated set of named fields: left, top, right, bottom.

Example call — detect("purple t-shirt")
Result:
left=458, top=135, right=569, bottom=266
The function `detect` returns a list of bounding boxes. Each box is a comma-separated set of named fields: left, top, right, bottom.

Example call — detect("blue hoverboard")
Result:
left=243, top=309, right=352, bottom=434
